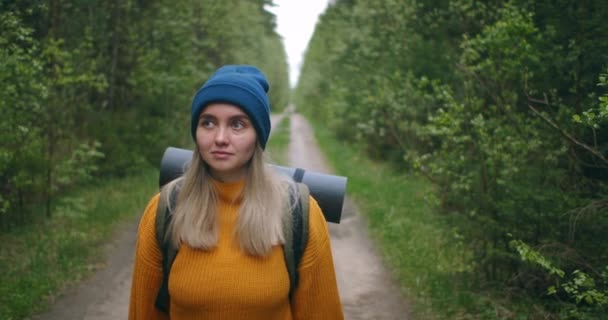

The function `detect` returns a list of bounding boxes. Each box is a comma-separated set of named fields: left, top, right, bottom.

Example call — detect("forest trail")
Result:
left=31, top=217, right=136, bottom=319
left=32, top=112, right=410, bottom=320
left=288, top=112, right=410, bottom=320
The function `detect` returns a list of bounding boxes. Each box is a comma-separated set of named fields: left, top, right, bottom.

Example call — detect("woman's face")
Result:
left=196, top=103, right=258, bottom=182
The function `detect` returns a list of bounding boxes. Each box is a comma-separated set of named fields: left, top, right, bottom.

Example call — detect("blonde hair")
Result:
left=164, top=144, right=294, bottom=256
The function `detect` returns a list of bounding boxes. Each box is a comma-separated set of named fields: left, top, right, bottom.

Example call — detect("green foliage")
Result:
left=510, top=240, right=565, bottom=278
left=0, top=1, right=289, bottom=228
left=296, top=0, right=608, bottom=317
left=512, top=239, right=608, bottom=319
left=55, top=142, right=104, bottom=188
left=0, top=0, right=290, bottom=317
left=562, top=270, right=607, bottom=307
left=573, top=72, right=608, bottom=129
left=310, top=115, right=565, bottom=319
left=0, top=167, right=158, bottom=320
left=0, top=10, right=46, bottom=227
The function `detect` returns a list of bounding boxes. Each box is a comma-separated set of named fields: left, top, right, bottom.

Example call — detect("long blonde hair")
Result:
left=164, top=144, right=294, bottom=256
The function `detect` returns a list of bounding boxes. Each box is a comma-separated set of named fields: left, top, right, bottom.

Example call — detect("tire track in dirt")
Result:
left=32, top=216, right=137, bottom=320
left=288, top=112, right=410, bottom=320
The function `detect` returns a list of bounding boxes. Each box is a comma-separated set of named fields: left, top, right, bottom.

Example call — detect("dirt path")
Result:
left=32, top=112, right=410, bottom=320
left=288, top=113, right=410, bottom=320
left=32, top=217, right=137, bottom=320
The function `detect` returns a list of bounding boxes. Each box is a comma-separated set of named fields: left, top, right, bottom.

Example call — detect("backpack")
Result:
left=153, top=179, right=310, bottom=313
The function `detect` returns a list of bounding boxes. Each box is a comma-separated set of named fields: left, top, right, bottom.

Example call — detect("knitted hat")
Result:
left=191, top=65, right=271, bottom=149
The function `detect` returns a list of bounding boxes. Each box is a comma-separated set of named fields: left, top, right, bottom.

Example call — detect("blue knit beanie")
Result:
left=191, top=65, right=271, bottom=149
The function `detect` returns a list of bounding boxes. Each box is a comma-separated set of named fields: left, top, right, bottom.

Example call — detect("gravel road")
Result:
left=288, top=113, right=410, bottom=320
left=32, top=111, right=410, bottom=320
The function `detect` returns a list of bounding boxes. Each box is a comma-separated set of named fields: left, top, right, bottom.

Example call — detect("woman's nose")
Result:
left=214, top=125, right=229, bottom=144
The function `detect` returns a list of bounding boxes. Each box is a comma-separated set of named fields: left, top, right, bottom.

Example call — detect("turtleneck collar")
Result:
left=211, top=178, right=245, bottom=203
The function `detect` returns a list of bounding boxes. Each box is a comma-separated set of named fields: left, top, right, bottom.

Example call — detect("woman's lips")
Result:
left=211, top=151, right=232, bottom=159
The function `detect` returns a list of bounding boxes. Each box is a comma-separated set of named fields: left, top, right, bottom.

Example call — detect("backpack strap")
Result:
left=284, top=181, right=310, bottom=300
left=295, top=182, right=310, bottom=268
left=154, top=183, right=180, bottom=313
left=154, top=179, right=309, bottom=310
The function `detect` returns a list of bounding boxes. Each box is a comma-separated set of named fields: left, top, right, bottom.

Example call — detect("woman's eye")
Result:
left=199, top=119, right=214, bottom=128
left=232, top=120, right=245, bottom=130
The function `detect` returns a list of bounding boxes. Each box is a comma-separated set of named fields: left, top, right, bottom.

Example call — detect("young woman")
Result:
left=128, top=65, right=343, bottom=319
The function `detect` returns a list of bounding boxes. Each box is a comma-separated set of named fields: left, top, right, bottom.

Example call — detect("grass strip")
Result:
left=307, top=117, right=478, bottom=319
left=0, top=167, right=158, bottom=320
left=267, top=113, right=291, bottom=166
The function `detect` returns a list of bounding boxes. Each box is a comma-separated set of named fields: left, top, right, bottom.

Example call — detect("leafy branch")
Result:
left=526, top=93, right=608, bottom=166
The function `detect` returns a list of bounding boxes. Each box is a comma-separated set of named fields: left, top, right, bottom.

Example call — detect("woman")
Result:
left=128, top=65, right=343, bottom=319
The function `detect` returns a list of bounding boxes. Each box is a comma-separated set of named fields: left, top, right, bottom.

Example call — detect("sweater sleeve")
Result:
left=291, top=196, right=344, bottom=320
left=128, top=193, right=169, bottom=320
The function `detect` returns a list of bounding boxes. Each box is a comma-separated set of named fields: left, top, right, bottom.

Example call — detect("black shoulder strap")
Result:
left=295, top=182, right=310, bottom=269
left=284, top=181, right=310, bottom=300
left=154, top=183, right=180, bottom=313
left=155, top=179, right=309, bottom=308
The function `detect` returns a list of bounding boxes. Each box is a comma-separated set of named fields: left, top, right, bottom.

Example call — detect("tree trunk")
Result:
left=108, top=0, right=122, bottom=110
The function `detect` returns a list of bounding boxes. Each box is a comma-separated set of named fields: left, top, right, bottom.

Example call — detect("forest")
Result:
left=0, top=0, right=289, bottom=227
left=295, top=0, right=608, bottom=318
left=1, top=0, right=607, bottom=319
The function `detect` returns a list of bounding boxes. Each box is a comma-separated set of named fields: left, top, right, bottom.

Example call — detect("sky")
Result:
left=267, top=0, right=330, bottom=87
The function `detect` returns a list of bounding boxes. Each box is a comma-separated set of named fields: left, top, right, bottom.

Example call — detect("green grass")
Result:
left=266, top=114, right=291, bottom=166
left=307, top=117, right=481, bottom=319
left=0, top=166, right=158, bottom=320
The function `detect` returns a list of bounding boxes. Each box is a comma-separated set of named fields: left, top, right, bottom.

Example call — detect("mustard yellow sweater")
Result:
left=128, top=180, right=343, bottom=319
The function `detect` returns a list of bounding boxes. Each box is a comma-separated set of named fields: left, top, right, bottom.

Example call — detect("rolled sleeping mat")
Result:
left=158, top=147, right=346, bottom=223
